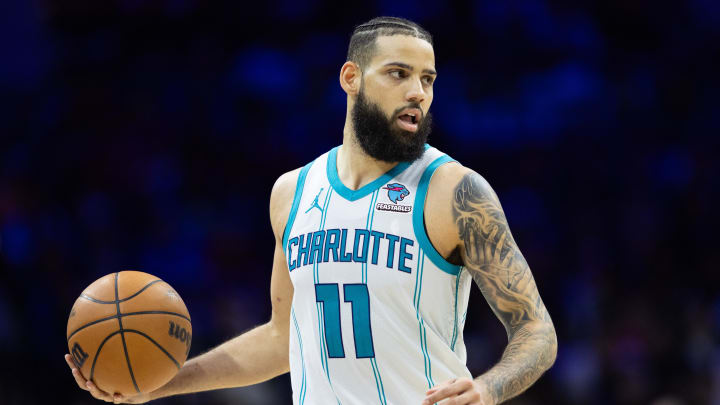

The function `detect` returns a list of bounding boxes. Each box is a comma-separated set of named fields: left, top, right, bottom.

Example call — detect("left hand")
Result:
left=421, top=377, right=494, bottom=405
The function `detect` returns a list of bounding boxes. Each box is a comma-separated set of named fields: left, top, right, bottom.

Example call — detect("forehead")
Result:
left=368, top=35, right=435, bottom=70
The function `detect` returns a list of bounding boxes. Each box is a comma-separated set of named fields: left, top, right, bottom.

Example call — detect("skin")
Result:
left=420, top=165, right=558, bottom=405
left=65, top=34, right=557, bottom=405
left=335, top=35, right=436, bottom=189
left=65, top=168, right=299, bottom=404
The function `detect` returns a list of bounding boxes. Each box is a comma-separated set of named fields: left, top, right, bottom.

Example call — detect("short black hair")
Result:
left=347, top=16, right=433, bottom=70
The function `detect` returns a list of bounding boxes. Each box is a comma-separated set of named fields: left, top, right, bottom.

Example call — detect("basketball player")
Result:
left=65, top=17, right=557, bottom=405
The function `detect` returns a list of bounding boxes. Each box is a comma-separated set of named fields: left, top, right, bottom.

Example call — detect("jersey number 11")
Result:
left=315, top=283, right=375, bottom=358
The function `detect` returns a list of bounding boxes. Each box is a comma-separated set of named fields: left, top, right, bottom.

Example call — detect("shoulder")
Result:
left=422, top=161, right=466, bottom=258
left=424, top=162, right=498, bottom=255
left=269, top=168, right=302, bottom=239
left=428, top=162, right=497, bottom=203
left=428, top=160, right=467, bottom=188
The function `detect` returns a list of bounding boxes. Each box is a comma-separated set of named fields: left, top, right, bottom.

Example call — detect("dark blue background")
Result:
left=1, top=1, right=718, bottom=404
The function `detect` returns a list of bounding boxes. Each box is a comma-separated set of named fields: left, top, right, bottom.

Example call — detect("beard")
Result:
left=351, top=87, right=432, bottom=163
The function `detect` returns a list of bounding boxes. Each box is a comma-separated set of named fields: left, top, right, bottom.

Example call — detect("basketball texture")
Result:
left=66, top=271, right=192, bottom=396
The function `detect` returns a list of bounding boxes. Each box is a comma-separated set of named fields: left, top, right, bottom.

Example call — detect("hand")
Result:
left=65, top=354, right=152, bottom=404
left=421, top=377, right=495, bottom=405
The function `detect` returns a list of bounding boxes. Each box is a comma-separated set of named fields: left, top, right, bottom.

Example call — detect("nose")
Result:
left=405, top=77, right=426, bottom=104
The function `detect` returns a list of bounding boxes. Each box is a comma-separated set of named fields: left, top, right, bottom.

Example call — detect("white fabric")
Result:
left=285, top=146, right=472, bottom=405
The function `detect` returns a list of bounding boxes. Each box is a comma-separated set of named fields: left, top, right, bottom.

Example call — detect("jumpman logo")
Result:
left=305, top=188, right=324, bottom=214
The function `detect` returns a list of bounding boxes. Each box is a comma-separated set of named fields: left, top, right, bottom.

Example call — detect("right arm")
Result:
left=65, top=168, right=301, bottom=403
left=149, top=168, right=300, bottom=398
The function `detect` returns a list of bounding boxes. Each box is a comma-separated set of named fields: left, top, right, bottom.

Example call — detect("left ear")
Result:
left=339, top=61, right=361, bottom=95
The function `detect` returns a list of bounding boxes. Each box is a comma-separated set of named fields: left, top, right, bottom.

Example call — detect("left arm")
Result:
left=423, top=168, right=557, bottom=405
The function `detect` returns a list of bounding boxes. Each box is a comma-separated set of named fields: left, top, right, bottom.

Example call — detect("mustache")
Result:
left=392, top=103, right=424, bottom=119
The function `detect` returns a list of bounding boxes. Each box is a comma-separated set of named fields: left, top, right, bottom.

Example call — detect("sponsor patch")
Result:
left=376, top=202, right=412, bottom=213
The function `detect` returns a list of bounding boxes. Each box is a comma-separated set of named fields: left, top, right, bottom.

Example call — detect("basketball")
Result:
left=66, top=271, right=192, bottom=396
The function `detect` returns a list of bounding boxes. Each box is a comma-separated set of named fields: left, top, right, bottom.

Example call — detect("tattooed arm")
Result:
left=452, top=170, right=557, bottom=403
left=421, top=164, right=558, bottom=405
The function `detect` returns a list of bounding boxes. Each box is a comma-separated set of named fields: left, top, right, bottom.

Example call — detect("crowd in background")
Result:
left=1, top=1, right=718, bottom=404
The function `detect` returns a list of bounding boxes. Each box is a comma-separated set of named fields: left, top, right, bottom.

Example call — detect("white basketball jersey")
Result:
left=283, top=145, right=473, bottom=405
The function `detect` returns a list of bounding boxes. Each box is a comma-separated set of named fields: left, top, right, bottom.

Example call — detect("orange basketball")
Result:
left=66, top=271, right=192, bottom=396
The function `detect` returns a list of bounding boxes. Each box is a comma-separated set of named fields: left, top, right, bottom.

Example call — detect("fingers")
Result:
left=425, top=378, right=453, bottom=397
left=86, top=380, right=115, bottom=402
left=65, top=353, right=83, bottom=372
left=113, top=393, right=127, bottom=404
left=453, top=390, right=483, bottom=405
left=72, top=369, right=91, bottom=391
left=64, top=354, right=76, bottom=369
left=66, top=354, right=89, bottom=391
left=66, top=355, right=134, bottom=403
left=422, top=378, right=474, bottom=405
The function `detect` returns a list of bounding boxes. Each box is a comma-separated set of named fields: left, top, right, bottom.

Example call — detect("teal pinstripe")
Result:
left=362, top=190, right=379, bottom=284
left=367, top=190, right=379, bottom=229
left=320, top=188, right=333, bottom=231
left=312, top=187, right=342, bottom=403
left=291, top=308, right=307, bottom=404
left=318, top=304, right=328, bottom=368
left=315, top=300, right=328, bottom=372
left=413, top=250, right=435, bottom=389
left=450, top=269, right=463, bottom=351
left=370, top=358, right=387, bottom=405
left=361, top=190, right=387, bottom=405
left=314, top=189, right=331, bottom=374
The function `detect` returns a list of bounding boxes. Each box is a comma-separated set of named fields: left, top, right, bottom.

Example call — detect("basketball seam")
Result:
left=66, top=311, right=192, bottom=342
left=115, top=272, right=140, bottom=394
left=89, top=330, right=122, bottom=381
left=80, top=279, right=163, bottom=304
left=123, top=329, right=182, bottom=370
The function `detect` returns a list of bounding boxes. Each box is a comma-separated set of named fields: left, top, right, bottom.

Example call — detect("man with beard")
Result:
left=66, top=16, right=557, bottom=405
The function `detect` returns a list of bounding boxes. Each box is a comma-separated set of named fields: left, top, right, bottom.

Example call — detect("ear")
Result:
left=339, top=61, right=361, bottom=95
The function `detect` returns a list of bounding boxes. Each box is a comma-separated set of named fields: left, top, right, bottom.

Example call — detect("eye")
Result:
left=422, top=76, right=435, bottom=85
left=389, top=70, right=407, bottom=79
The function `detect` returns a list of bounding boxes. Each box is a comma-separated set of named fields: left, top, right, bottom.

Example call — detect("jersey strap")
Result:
left=283, top=160, right=316, bottom=251
left=412, top=154, right=462, bottom=275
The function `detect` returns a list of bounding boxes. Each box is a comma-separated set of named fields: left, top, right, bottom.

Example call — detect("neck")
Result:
left=337, top=126, right=398, bottom=191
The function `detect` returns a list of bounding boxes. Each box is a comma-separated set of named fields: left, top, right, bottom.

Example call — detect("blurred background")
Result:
left=1, top=1, right=719, bottom=404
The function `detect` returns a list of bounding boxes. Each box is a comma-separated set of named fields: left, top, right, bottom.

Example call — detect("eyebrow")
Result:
left=383, top=62, right=437, bottom=76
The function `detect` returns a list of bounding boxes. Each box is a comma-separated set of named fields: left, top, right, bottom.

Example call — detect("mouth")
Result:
left=396, top=108, right=421, bottom=133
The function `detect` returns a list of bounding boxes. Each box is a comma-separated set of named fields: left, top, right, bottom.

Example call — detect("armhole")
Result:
left=282, top=160, right=315, bottom=252
left=412, top=155, right=462, bottom=276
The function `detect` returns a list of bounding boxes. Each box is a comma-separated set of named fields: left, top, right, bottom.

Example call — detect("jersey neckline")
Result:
left=326, top=146, right=416, bottom=201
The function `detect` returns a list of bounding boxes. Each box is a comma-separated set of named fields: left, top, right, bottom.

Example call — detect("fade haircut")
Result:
left=347, top=16, right=433, bottom=70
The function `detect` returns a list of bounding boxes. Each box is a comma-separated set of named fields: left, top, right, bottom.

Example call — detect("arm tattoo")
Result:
left=453, top=172, right=557, bottom=403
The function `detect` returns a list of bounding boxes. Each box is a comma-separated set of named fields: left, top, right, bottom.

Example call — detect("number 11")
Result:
left=315, top=283, right=375, bottom=358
